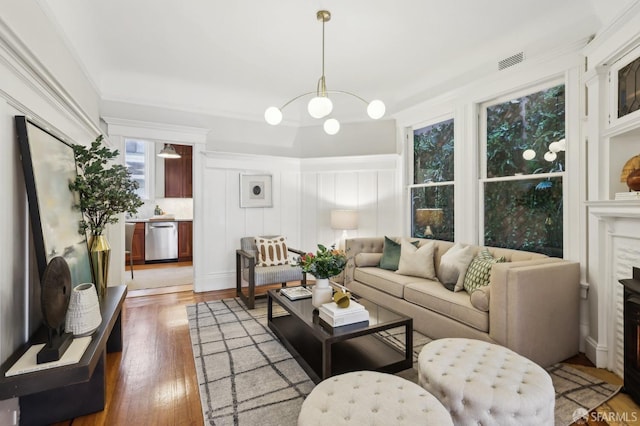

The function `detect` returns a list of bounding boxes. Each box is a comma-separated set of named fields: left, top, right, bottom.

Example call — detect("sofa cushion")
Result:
left=353, top=267, right=423, bottom=298
left=437, top=243, right=475, bottom=292
left=463, top=249, right=506, bottom=293
left=255, top=236, right=289, bottom=266
left=355, top=253, right=383, bottom=267
left=396, top=240, right=436, bottom=279
left=470, top=286, right=490, bottom=311
left=379, top=237, right=420, bottom=271
left=404, top=281, right=489, bottom=332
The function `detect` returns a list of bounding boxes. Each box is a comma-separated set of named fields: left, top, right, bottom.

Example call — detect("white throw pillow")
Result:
left=437, top=243, right=475, bottom=292
left=254, top=236, right=289, bottom=266
left=395, top=240, right=436, bottom=280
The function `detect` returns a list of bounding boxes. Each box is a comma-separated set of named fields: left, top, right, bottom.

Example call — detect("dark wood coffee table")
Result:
left=268, top=287, right=413, bottom=383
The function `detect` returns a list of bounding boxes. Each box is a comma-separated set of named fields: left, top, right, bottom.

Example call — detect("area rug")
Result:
left=126, top=265, right=193, bottom=290
left=187, top=298, right=620, bottom=426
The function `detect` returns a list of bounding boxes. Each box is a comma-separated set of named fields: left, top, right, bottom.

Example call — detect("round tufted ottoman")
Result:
left=298, top=371, right=453, bottom=426
left=418, top=338, right=554, bottom=426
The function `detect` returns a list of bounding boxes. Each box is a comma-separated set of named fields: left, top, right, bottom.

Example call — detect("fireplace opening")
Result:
left=621, top=266, right=640, bottom=405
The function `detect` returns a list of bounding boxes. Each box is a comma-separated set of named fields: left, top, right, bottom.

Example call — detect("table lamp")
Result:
left=415, top=208, right=444, bottom=238
left=331, top=209, right=358, bottom=249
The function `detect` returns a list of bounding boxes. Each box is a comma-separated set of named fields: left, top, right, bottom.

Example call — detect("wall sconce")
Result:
left=331, top=209, right=358, bottom=249
left=415, top=208, right=444, bottom=238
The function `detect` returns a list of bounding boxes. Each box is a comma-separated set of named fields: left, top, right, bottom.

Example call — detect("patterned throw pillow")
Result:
left=463, top=249, right=505, bottom=293
left=255, top=236, right=289, bottom=266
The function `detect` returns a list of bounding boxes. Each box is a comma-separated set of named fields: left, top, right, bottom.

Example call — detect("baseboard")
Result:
left=584, top=335, right=609, bottom=368
left=193, top=271, right=235, bottom=293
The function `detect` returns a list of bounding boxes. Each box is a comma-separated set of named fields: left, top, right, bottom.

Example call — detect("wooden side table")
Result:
left=0, top=285, right=127, bottom=425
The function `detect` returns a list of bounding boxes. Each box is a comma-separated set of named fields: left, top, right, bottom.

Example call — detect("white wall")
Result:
left=0, top=0, right=100, bottom=375
left=194, top=152, right=402, bottom=292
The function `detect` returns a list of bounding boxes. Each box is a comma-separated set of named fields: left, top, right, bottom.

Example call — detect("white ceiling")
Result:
left=37, top=0, right=635, bottom=125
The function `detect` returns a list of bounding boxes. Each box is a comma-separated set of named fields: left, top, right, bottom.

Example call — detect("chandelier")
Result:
left=264, top=10, right=386, bottom=135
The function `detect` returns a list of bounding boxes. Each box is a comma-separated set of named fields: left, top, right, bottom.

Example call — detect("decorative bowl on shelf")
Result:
left=627, top=169, right=640, bottom=191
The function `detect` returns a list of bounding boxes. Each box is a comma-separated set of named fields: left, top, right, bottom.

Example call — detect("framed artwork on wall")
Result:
left=239, top=173, right=272, bottom=208
left=15, top=116, right=93, bottom=287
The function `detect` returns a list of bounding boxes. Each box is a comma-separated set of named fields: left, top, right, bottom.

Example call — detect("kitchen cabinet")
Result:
left=164, top=145, right=192, bottom=198
left=178, top=221, right=193, bottom=261
left=130, top=222, right=146, bottom=265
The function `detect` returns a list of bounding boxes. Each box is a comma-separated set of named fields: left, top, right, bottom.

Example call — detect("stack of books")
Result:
left=318, top=300, right=369, bottom=328
left=615, top=192, right=640, bottom=200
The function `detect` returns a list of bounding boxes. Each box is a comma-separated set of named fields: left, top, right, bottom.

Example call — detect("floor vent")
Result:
left=498, top=52, right=524, bottom=70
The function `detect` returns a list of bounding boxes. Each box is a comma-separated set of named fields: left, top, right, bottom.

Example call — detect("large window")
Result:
left=125, top=139, right=150, bottom=200
left=481, top=83, right=565, bottom=256
left=410, top=118, right=454, bottom=241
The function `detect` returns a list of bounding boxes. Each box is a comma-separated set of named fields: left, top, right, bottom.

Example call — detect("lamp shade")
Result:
left=323, top=118, right=340, bottom=135
left=308, top=96, right=333, bottom=119
left=331, top=209, right=358, bottom=230
left=157, top=144, right=181, bottom=159
left=367, top=100, right=386, bottom=119
left=415, top=208, right=444, bottom=227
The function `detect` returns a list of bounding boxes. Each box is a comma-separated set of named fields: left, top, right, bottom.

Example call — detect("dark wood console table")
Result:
left=0, top=285, right=127, bottom=425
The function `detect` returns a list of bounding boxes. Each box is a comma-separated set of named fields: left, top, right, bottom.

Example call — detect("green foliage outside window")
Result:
left=484, top=84, right=565, bottom=256
left=412, top=119, right=454, bottom=240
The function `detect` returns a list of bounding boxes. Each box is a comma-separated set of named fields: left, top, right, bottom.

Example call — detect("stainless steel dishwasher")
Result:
left=145, top=221, right=178, bottom=262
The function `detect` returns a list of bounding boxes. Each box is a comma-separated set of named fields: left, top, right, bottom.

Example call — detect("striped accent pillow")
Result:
left=255, top=236, right=289, bottom=266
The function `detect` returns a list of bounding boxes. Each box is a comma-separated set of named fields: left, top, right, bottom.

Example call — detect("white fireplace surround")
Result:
left=587, top=201, right=640, bottom=375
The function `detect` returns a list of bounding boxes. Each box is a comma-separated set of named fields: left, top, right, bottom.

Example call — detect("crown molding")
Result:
left=102, top=116, right=209, bottom=144
left=0, top=16, right=100, bottom=136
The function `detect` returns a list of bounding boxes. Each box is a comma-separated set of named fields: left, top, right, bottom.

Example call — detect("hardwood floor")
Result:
left=52, top=284, right=639, bottom=426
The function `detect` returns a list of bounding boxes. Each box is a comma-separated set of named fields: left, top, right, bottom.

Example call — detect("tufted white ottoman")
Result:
left=298, top=371, right=453, bottom=426
left=418, top=338, right=554, bottom=426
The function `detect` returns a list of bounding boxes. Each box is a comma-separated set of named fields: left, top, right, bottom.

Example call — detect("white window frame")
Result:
left=407, top=114, right=456, bottom=239
left=478, top=78, right=567, bottom=247
left=124, top=138, right=154, bottom=201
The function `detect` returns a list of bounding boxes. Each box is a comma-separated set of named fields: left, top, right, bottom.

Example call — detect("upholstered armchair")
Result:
left=236, top=236, right=307, bottom=309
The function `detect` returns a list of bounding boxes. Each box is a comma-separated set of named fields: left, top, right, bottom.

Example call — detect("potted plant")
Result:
left=293, top=244, right=347, bottom=307
left=69, top=135, right=143, bottom=300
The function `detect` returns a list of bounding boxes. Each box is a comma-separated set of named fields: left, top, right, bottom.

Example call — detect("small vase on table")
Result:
left=312, top=278, right=333, bottom=308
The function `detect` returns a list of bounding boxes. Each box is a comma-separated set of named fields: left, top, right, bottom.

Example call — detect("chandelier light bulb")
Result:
left=544, top=151, right=557, bottom=162
left=367, top=100, right=386, bottom=119
left=308, top=96, right=333, bottom=119
left=324, top=118, right=340, bottom=135
left=264, top=107, right=283, bottom=125
left=557, top=138, right=566, bottom=151
left=548, top=141, right=561, bottom=153
left=522, top=149, right=536, bottom=161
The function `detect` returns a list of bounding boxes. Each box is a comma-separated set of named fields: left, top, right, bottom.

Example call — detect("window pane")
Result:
left=414, top=119, right=454, bottom=184
left=486, top=84, right=565, bottom=178
left=484, top=177, right=562, bottom=257
left=125, top=139, right=147, bottom=199
left=411, top=185, right=454, bottom=241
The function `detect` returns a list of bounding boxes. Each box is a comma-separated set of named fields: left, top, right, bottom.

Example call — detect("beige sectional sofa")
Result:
left=344, top=237, right=580, bottom=367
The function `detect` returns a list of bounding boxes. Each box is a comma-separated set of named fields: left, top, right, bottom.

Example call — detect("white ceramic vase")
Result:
left=312, top=278, right=333, bottom=308
left=65, top=283, right=102, bottom=336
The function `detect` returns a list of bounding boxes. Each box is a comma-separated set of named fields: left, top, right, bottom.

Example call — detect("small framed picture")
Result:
left=240, top=173, right=272, bottom=208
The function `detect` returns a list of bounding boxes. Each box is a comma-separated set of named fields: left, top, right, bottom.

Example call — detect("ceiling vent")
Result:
left=498, top=52, right=524, bottom=70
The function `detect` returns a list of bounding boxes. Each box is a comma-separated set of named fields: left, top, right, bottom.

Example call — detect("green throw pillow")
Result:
left=379, top=237, right=419, bottom=271
left=463, top=249, right=506, bottom=293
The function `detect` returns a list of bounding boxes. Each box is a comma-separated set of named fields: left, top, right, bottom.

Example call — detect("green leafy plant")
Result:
left=69, top=135, right=143, bottom=236
left=293, top=244, right=347, bottom=279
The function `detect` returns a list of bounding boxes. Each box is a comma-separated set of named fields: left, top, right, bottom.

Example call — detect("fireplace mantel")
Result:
left=586, top=200, right=640, bottom=219
left=587, top=200, right=640, bottom=372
